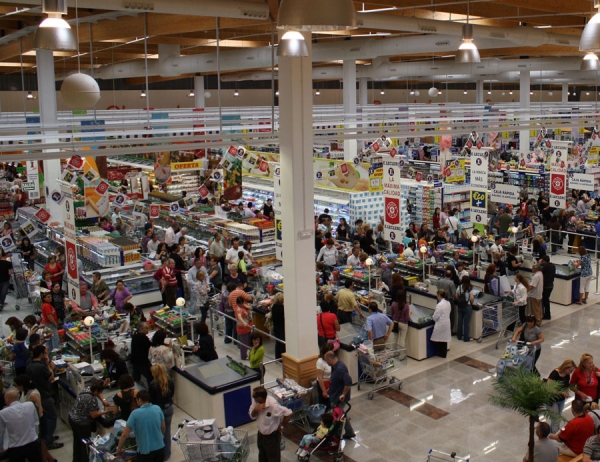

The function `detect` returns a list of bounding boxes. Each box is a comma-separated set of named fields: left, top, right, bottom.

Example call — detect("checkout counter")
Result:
left=518, top=262, right=581, bottom=306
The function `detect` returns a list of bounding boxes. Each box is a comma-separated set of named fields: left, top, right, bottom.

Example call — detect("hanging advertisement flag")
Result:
left=443, top=159, right=466, bottom=183
left=20, top=220, right=38, bottom=238
left=96, top=180, right=110, bottom=196
left=183, top=196, right=196, bottom=208
left=26, top=161, right=40, bottom=200
left=0, top=235, right=15, bottom=253
left=490, top=183, right=520, bottom=205
left=470, top=190, right=488, bottom=226
left=549, top=173, right=567, bottom=208
left=470, top=149, right=489, bottom=225
left=211, top=169, right=224, bottom=182
left=198, top=185, right=210, bottom=198
left=61, top=169, right=78, bottom=184
left=154, top=152, right=172, bottom=185
left=568, top=172, right=595, bottom=191
left=273, top=163, right=282, bottom=260
left=149, top=204, right=160, bottom=219
left=113, top=194, right=127, bottom=207
left=220, top=153, right=242, bottom=200
left=132, top=202, right=148, bottom=217
left=169, top=202, right=180, bottom=214
left=383, top=158, right=402, bottom=243
left=548, top=140, right=569, bottom=209
left=83, top=168, right=99, bottom=183
left=67, top=155, right=84, bottom=170
left=61, top=183, right=80, bottom=305
left=368, top=159, right=383, bottom=192
left=35, top=207, right=51, bottom=223
left=50, top=189, right=65, bottom=205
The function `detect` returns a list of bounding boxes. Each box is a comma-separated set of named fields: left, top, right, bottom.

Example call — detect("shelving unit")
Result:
left=442, top=184, right=471, bottom=225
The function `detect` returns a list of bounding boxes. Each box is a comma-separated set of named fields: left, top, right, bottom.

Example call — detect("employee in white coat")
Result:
left=431, top=289, right=452, bottom=358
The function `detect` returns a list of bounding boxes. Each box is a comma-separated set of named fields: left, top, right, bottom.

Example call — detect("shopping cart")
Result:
left=496, top=340, right=536, bottom=379
left=173, top=424, right=249, bottom=462
left=265, top=378, right=313, bottom=428
left=84, top=438, right=137, bottom=462
left=427, top=448, right=470, bottom=461
left=492, top=298, right=520, bottom=349
left=356, top=341, right=407, bottom=400
left=0, top=359, right=14, bottom=384
left=10, top=253, right=30, bottom=311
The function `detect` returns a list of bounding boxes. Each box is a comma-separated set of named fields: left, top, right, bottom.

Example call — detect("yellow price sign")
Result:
left=530, top=130, right=537, bottom=137
left=502, top=132, right=509, bottom=139
left=434, top=136, right=440, bottom=143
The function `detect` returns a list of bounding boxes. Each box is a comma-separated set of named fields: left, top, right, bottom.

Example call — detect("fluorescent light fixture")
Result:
left=351, top=32, right=392, bottom=37
left=277, top=30, right=308, bottom=57
left=26, top=91, right=34, bottom=99
left=409, top=90, right=415, bottom=95
left=530, top=91, right=534, bottom=95
left=463, top=90, right=468, bottom=95
left=487, top=91, right=492, bottom=95
left=125, top=36, right=151, bottom=45
left=380, top=90, right=385, bottom=95
left=275, top=90, right=279, bottom=96
left=534, top=25, right=552, bottom=29
left=509, top=90, right=513, bottom=94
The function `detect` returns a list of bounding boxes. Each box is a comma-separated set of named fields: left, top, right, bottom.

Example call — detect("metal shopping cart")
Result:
left=492, top=298, right=520, bottom=349
left=84, top=438, right=137, bottom=462
left=496, top=340, right=537, bottom=379
left=356, top=341, right=407, bottom=400
left=10, top=253, right=30, bottom=311
left=265, top=378, right=313, bottom=428
left=173, top=424, right=249, bottom=462
left=427, top=449, right=470, bottom=461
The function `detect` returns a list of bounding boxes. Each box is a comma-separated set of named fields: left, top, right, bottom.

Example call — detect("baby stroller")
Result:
left=297, top=404, right=349, bottom=462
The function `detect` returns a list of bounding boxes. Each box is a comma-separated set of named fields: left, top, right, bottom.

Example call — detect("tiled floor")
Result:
left=5, top=250, right=600, bottom=461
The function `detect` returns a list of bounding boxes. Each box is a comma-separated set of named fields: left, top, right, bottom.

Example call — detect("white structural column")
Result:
left=519, top=71, right=531, bottom=152
left=475, top=80, right=484, bottom=104
left=359, top=78, right=368, bottom=106
left=278, top=30, right=318, bottom=364
left=343, top=60, right=357, bottom=161
left=562, top=83, right=569, bottom=103
left=36, top=49, right=63, bottom=222
left=194, top=75, right=205, bottom=108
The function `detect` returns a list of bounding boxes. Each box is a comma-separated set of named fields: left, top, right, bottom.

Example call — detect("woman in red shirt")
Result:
left=571, top=353, right=600, bottom=402
left=44, top=255, right=64, bottom=285
left=317, top=303, right=340, bottom=349
left=234, top=296, right=253, bottom=361
left=40, top=292, right=59, bottom=351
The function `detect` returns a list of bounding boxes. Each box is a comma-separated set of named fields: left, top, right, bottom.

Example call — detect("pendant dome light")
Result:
left=33, top=0, right=77, bottom=51
left=277, top=31, right=309, bottom=58
left=277, top=0, right=356, bottom=31
left=581, top=52, right=600, bottom=71
left=580, top=0, right=600, bottom=52
left=456, top=24, right=480, bottom=63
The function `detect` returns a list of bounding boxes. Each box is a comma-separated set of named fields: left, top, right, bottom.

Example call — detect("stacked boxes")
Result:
left=349, top=191, right=384, bottom=229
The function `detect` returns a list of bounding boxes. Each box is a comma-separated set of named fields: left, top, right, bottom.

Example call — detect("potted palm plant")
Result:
left=489, top=368, right=566, bottom=462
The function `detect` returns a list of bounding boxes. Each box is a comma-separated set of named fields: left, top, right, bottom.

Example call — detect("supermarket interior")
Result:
left=4, top=0, right=600, bottom=461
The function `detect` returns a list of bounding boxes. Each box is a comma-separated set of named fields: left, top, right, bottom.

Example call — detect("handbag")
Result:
left=319, top=314, right=340, bottom=351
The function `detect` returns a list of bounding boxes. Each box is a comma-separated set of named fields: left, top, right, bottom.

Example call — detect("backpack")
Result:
left=456, top=287, right=470, bottom=310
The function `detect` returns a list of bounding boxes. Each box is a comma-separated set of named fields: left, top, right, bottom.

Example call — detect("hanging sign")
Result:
left=20, top=220, right=37, bottom=239
left=169, top=202, right=180, bottom=214
left=61, top=169, right=78, bottom=184
left=490, top=183, right=520, bottom=205
left=273, top=163, right=282, bottom=260
left=35, top=207, right=51, bottom=223
left=383, top=158, right=402, bottom=243
left=470, top=149, right=489, bottom=225
left=198, top=185, right=210, bottom=198
left=67, top=155, right=84, bottom=170
left=96, top=180, right=110, bottom=196
left=61, top=183, right=80, bottom=305
left=568, top=172, right=595, bottom=191
left=549, top=173, right=567, bottom=208
left=113, top=194, right=127, bottom=207
left=26, top=161, right=40, bottom=200
left=149, top=204, right=160, bottom=219
left=443, top=159, right=466, bottom=183
left=0, top=235, right=15, bottom=253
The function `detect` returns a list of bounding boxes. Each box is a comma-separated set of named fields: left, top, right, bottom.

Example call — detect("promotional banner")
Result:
left=83, top=158, right=109, bottom=220
left=149, top=204, right=160, bottom=219
left=154, top=152, right=173, bottom=185
left=26, top=161, right=40, bottom=200
left=61, top=169, right=78, bottom=184
left=549, top=140, right=568, bottom=209
left=169, top=202, right=180, bottom=214
left=0, top=235, right=15, bottom=253
left=220, top=152, right=243, bottom=200
left=383, top=158, right=403, bottom=243
left=171, top=161, right=203, bottom=173
left=314, top=159, right=372, bottom=192
left=273, top=163, right=282, bottom=260
left=35, top=208, right=51, bottom=223
left=490, top=183, right=520, bottom=205
left=443, top=159, right=466, bottom=183
left=470, top=149, right=489, bottom=225
left=368, top=158, right=384, bottom=192
left=61, top=184, right=80, bottom=305
left=20, top=220, right=37, bottom=239
left=113, top=194, right=127, bottom=207
left=50, top=189, right=65, bottom=205
left=568, top=172, right=595, bottom=191
left=549, top=172, right=567, bottom=208
left=198, top=185, right=210, bottom=199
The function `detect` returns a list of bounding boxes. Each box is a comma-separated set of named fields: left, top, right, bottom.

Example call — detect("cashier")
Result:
left=70, top=283, right=99, bottom=315
left=335, top=280, right=365, bottom=325
left=101, top=349, right=129, bottom=386
left=366, top=302, right=393, bottom=352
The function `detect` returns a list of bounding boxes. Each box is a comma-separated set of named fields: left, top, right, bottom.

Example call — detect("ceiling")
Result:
left=0, top=0, right=594, bottom=87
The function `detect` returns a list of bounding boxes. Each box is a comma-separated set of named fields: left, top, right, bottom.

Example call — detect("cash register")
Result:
left=67, top=361, right=105, bottom=395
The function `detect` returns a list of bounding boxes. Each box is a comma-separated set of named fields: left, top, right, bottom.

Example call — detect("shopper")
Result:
left=366, top=301, right=393, bottom=351
left=497, top=208, right=513, bottom=237
left=19, top=237, right=36, bottom=271
left=91, top=271, right=110, bottom=302
left=574, top=246, right=593, bottom=304
left=225, top=237, right=246, bottom=273
left=149, top=364, right=175, bottom=461
left=161, top=259, right=179, bottom=308
left=546, top=359, right=577, bottom=433
left=249, top=385, right=292, bottom=462
left=249, top=333, right=265, bottom=375
left=262, top=198, right=274, bottom=219
left=360, top=229, right=377, bottom=255
left=539, top=255, right=556, bottom=320
left=324, top=351, right=355, bottom=439
left=315, top=343, right=334, bottom=407
left=431, top=289, right=451, bottom=358
left=317, top=299, right=340, bottom=349
left=271, top=292, right=286, bottom=360
left=148, top=329, right=175, bottom=370
left=130, top=322, right=153, bottom=386
left=191, top=269, right=210, bottom=321
left=549, top=399, right=595, bottom=457
left=455, top=276, right=475, bottom=342
left=317, top=238, right=338, bottom=266
left=113, top=374, right=138, bottom=423
left=26, top=345, right=62, bottom=450
left=571, top=354, right=600, bottom=403
left=50, top=282, right=66, bottom=325
left=209, top=233, right=226, bottom=266
left=108, top=280, right=133, bottom=314
left=0, top=389, right=42, bottom=462
left=116, top=390, right=165, bottom=461
left=40, top=292, right=59, bottom=351
left=320, top=292, right=338, bottom=317
left=43, top=255, right=62, bottom=286
left=207, top=256, right=223, bottom=291
left=336, top=218, right=349, bottom=241
left=235, top=296, right=253, bottom=361
left=219, top=282, right=236, bottom=344
left=192, top=321, right=218, bottom=362
left=509, top=273, right=530, bottom=325
left=390, top=290, right=410, bottom=348
left=336, top=279, right=364, bottom=325
left=511, top=315, right=544, bottom=374
left=10, top=328, right=29, bottom=376
left=101, top=349, right=129, bottom=386
left=528, top=264, right=544, bottom=326
left=484, top=264, right=500, bottom=296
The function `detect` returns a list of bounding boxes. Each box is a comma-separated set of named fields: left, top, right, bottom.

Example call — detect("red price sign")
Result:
left=372, top=141, right=380, bottom=152
left=390, top=148, right=397, bottom=158
left=68, top=155, right=84, bottom=169
left=227, top=145, right=237, bottom=156
left=149, top=204, right=160, bottom=219
left=198, top=185, right=209, bottom=198
left=35, top=208, right=51, bottom=223
left=443, top=167, right=452, bottom=177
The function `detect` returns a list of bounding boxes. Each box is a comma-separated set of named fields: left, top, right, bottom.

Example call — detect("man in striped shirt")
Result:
left=162, top=259, right=179, bottom=308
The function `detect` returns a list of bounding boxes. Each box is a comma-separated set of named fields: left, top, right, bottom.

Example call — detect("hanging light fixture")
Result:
left=26, top=91, right=34, bottom=99
left=509, top=90, right=513, bottom=95
left=456, top=23, right=480, bottom=63
left=277, top=0, right=356, bottom=31
left=409, top=90, right=415, bottom=95
left=428, top=87, right=439, bottom=97
left=188, top=90, right=195, bottom=97
left=463, top=90, right=468, bottom=95
left=414, top=90, right=420, bottom=96
left=581, top=52, right=600, bottom=71
left=33, top=0, right=77, bottom=51
left=315, top=89, right=321, bottom=96
left=234, top=89, right=240, bottom=97
left=580, top=0, right=600, bottom=52
left=140, top=90, right=146, bottom=98
left=380, top=83, right=385, bottom=95
left=277, top=30, right=309, bottom=58
left=275, top=90, right=280, bottom=96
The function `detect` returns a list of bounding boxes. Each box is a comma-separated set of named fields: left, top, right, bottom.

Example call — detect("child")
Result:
left=237, top=250, right=248, bottom=277
left=249, top=333, right=264, bottom=375
left=297, top=413, right=334, bottom=458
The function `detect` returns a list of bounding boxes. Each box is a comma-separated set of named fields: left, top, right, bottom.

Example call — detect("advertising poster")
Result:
left=171, top=161, right=203, bottom=173
left=0, top=235, right=15, bottom=253
left=443, top=159, right=466, bottom=184
left=568, top=173, right=595, bottom=191
left=314, top=159, right=371, bottom=192
left=470, top=149, right=489, bottom=226
left=61, top=183, right=80, bottom=305
left=368, top=158, right=384, bottom=192
left=549, top=140, right=568, bottom=209
left=169, top=202, right=180, bottom=214
left=154, top=152, right=173, bottom=185
left=490, top=183, right=520, bottom=205
left=382, top=158, right=402, bottom=243
left=149, top=204, right=160, bottom=219
left=83, top=158, right=109, bottom=220
left=549, top=173, right=567, bottom=208
left=26, top=161, right=40, bottom=200
left=273, top=163, right=282, bottom=260
left=20, top=220, right=37, bottom=238
left=35, top=208, right=51, bottom=223
left=220, top=152, right=243, bottom=200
